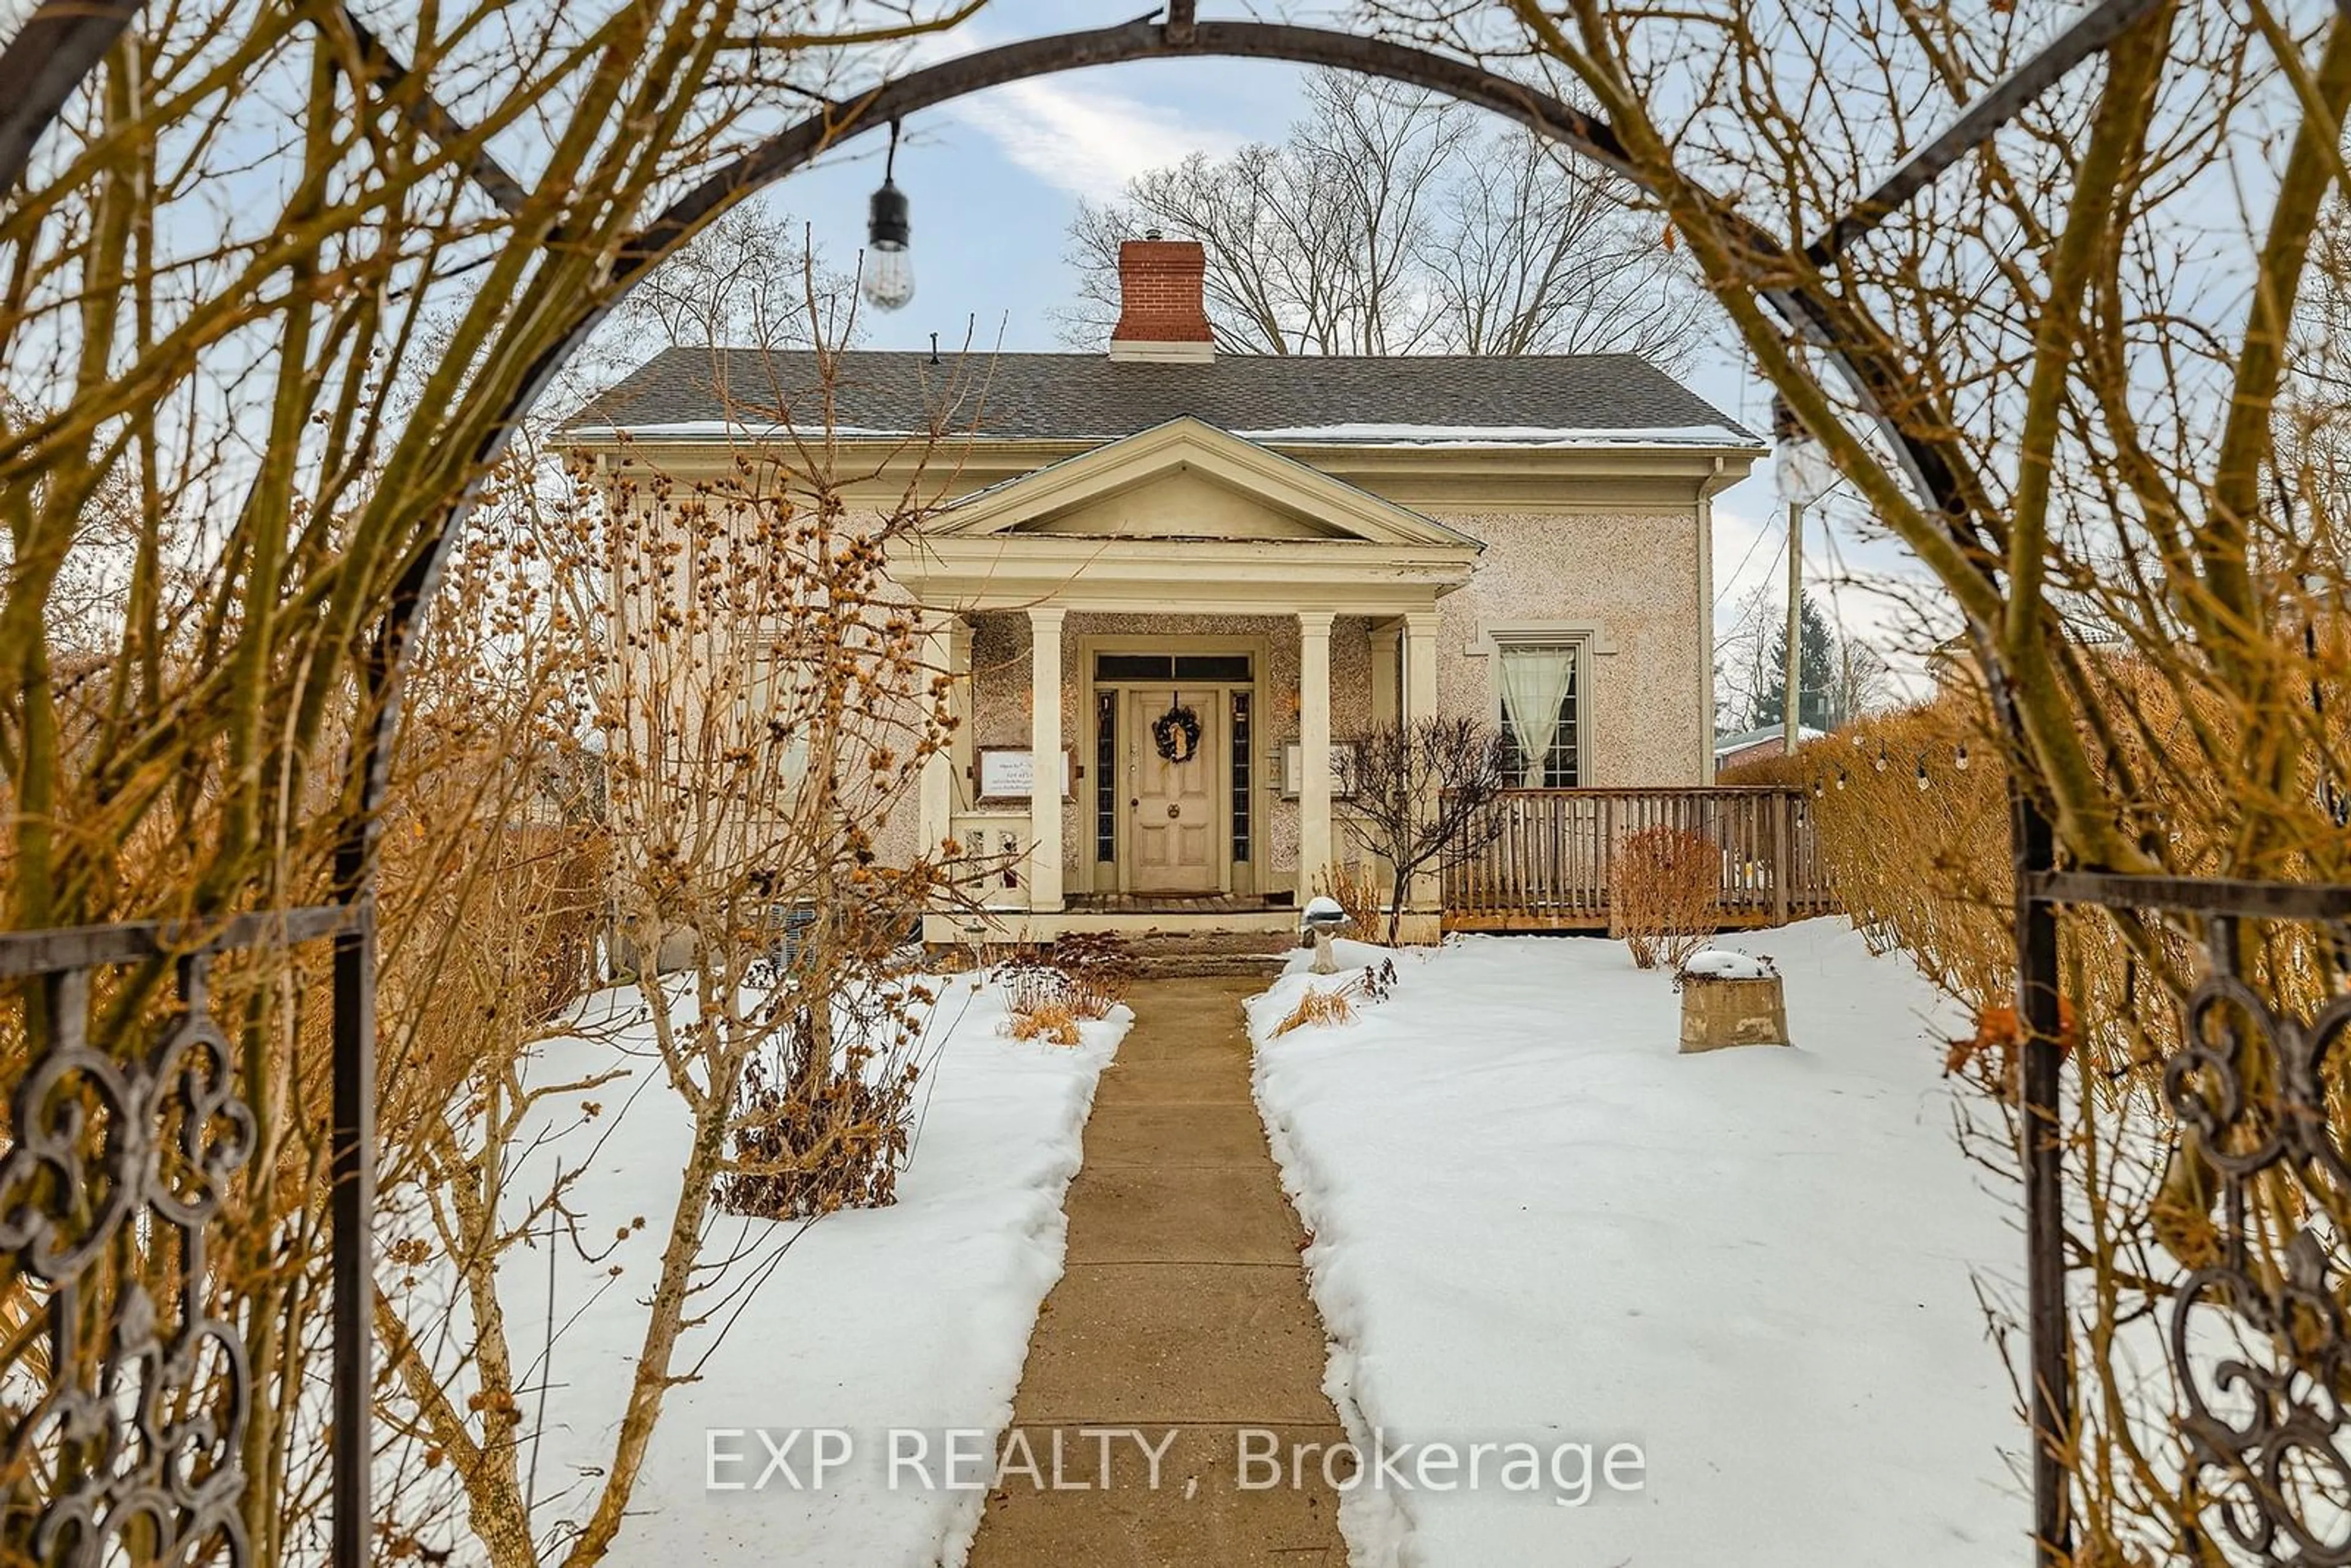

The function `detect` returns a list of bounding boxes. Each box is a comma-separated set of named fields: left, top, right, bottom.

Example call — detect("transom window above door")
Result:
left=1094, top=652, right=1253, bottom=682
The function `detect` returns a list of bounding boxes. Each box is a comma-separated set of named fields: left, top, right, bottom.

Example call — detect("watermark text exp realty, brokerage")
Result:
left=706, top=1427, right=1647, bottom=1508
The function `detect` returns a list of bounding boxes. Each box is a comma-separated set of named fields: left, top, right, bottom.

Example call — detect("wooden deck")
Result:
left=1442, top=787, right=1836, bottom=934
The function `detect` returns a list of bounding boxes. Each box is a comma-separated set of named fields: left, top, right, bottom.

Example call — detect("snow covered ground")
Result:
left=1247, top=920, right=2019, bottom=1567
left=489, top=972, right=1128, bottom=1567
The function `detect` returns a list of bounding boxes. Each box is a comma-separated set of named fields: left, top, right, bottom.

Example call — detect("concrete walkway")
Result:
left=968, top=974, right=1351, bottom=1567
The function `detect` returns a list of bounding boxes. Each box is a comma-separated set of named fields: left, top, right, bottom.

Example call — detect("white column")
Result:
left=1370, top=620, right=1401, bottom=730
left=917, top=615, right=970, bottom=858
left=944, top=618, right=974, bottom=809
left=1297, top=610, right=1333, bottom=902
left=1403, top=610, right=1440, bottom=725
left=1403, top=611, right=1443, bottom=917
left=1027, top=607, right=1066, bottom=913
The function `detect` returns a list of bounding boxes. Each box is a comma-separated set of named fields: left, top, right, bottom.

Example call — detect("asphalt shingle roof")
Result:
left=558, top=348, right=1756, bottom=446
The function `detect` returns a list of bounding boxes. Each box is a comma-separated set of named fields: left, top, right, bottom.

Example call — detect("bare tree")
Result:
left=1338, top=718, right=1510, bottom=944
left=374, top=323, right=957, bottom=1563
left=607, top=205, right=858, bottom=355
left=1060, top=68, right=1706, bottom=365
left=1715, top=585, right=1894, bottom=733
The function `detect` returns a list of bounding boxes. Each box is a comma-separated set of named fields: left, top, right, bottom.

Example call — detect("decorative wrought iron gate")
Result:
left=0, top=907, right=373, bottom=1567
left=2017, top=844, right=2351, bottom=1564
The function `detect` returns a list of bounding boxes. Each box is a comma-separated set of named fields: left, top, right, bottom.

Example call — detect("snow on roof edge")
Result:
left=560, top=419, right=1763, bottom=449
left=1234, top=422, right=1760, bottom=448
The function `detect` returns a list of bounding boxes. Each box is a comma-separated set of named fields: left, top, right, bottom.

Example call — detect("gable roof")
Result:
left=559, top=348, right=1757, bottom=449
left=925, top=416, right=1482, bottom=551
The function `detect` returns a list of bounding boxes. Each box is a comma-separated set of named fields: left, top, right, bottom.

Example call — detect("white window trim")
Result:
left=1475, top=621, right=1600, bottom=787
left=1470, top=619, right=1614, bottom=659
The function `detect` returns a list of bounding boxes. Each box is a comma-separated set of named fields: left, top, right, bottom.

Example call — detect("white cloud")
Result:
left=951, top=77, right=1243, bottom=201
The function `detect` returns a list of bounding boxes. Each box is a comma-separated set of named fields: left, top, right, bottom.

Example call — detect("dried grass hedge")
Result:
left=1721, top=669, right=2335, bottom=1105
left=1717, top=672, right=2342, bottom=1556
left=1722, top=690, right=2014, bottom=1011
left=1608, top=825, right=1720, bottom=969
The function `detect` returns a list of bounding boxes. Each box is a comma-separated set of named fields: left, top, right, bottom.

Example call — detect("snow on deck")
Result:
left=1248, top=921, right=2016, bottom=1566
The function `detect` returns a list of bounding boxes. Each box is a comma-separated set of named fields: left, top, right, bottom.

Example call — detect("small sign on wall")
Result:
left=1279, top=741, right=1359, bottom=800
left=977, top=746, right=1074, bottom=803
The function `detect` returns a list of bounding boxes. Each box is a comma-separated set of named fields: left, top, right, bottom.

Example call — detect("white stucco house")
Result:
left=560, top=238, right=1764, bottom=940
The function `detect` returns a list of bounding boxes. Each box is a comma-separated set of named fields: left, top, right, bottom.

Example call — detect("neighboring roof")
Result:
left=1712, top=724, right=1828, bottom=758
left=558, top=348, right=1759, bottom=449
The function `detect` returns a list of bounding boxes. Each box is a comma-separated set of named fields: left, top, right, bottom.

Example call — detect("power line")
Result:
left=1714, top=508, right=1778, bottom=610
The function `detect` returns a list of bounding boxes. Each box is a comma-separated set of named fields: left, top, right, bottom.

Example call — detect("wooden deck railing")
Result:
left=1442, top=787, right=1838, bottom=932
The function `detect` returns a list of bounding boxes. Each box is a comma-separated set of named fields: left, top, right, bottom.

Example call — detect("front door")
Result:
left=1128, top=688, right=1223, bottom=893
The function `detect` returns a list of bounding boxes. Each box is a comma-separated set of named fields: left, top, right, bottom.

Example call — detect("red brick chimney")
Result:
left=1109, top=234, right=1215, bottom=362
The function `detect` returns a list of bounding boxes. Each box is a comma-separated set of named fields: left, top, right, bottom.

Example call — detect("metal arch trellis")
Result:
left=0, top=0, right=2315, bottom=1563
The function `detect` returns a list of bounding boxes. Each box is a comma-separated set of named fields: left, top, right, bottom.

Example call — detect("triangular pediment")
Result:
left=924, top=418, right=1478, bottom=550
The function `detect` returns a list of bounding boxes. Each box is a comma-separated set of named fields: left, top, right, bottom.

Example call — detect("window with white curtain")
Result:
left=1494, top=641, right=1582, bottom=787
left=735, top=636, right=811, bottom=784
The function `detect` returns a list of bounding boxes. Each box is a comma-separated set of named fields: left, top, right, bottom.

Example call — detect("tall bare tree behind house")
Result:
left=1061, top=69, right=1706, bottom=364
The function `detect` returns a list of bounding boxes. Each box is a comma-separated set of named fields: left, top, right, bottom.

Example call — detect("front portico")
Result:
left=896, top=418, right=1478, bottom=939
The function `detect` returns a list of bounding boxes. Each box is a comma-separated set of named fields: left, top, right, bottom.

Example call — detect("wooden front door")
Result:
left=1128, top=688, right=1223, bottom=893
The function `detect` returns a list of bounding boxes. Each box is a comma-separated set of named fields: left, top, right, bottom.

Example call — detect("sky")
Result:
left=0, top=0, right=1932, bottom=702
left=747, top=1, right=1943, bottom=697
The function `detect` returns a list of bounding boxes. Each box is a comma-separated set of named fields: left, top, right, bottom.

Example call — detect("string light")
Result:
left=1954, top=743, right=1970, bottom=773
left=1875, top=741, right=1888, bottom=772
left=862, top=121, right=915, bottom=311
left=1835, top=769, right=1848, bottom=790
left=1916, top=756, right=1930, bottom=790
left=1812, top=778, right=1824, bottom=798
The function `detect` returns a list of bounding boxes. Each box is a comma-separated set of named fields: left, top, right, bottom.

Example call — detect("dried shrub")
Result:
left=997, top=955, right=1071, bottom=1017
left=1609, top=825, right=1720, bottom=969
left=1313, top=860, right=1384, bottom=938
left=1010, top=1004, right=1082, bottom=1046
left=1049, top=933, right=1134, bottom=1020
left=723, top=985, right=929, bottom=1218
left=1271, top=958, right=1400, bottom=1037
left=1274, top=987, right=1355, bottom=1036
left=994, top=936, right=1133, bottom=1036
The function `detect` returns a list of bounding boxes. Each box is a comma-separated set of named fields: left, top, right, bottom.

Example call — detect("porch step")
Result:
left=1120, top=929, right=1298, bottom=981
left=1128, top=951, right=1294, bottom=980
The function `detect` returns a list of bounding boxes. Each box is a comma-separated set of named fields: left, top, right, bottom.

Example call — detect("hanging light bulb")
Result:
left=1916, top=756, right=1930, bottom=790
left=1875, top=741, right=1888, bottom=771
left=863, top=121, right=914, bottom=312
left=1954, top=743, right=1970, bottom=772
left=1835, top=769, right=1848, bottom=791
left=1812, top=778, right=1824, bottom=798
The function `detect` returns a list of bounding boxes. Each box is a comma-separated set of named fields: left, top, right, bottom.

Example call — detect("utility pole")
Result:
left=1783, top=497, right=1803, bottom=757
left=1771, top=394, right=1820, bottom=759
